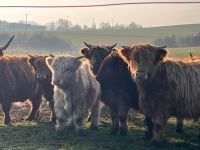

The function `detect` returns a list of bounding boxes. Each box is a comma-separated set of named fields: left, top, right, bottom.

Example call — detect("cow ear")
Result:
left=156, top=49, right=168, bottom=62
left=112, top=48, right=119, bottom=52
left=46, top=57, right=54, bottom=67
left=119, top=47, right=132, bottom=64
left=80, top=48, right=90, bottom=58
left=28, top=55, right=34, bottom=64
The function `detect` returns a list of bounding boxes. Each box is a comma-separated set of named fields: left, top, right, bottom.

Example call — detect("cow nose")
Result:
left=53, top=79, right=63, bottom=86
left=136, top=71, right=148, bottom=80
left=37, top=74, right=47, bottom=80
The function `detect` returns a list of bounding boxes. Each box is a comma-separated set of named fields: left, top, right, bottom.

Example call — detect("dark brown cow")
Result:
left=0, top=36, right=15, bottom=56
left=0, top=56, right=42, bottom=124
left=28, top=55, right=56, bottom=122
left=80, top=42, right=117, bottom=74
left=96, top=50, right=140, bottom=135
left=119, top=44, right=200, bottom=142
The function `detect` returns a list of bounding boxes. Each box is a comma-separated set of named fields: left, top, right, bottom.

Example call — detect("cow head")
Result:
left=0, top=35, right=15, bottom=56
left=47, top=56, right=83, bottom=89
left=28, top=55, right=53, bottom=81
left=119, top=44, right=167, bottom=81
left=80, top=42, right=117, bottom=74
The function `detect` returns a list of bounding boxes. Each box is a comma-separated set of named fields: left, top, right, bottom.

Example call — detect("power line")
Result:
left=0, top=1, right=200, bottom=8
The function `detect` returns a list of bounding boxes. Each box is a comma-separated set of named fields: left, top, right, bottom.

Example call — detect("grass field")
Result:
left=0, top=24, right=200, bottom=149
left=0, top=100, right=199, bottom=150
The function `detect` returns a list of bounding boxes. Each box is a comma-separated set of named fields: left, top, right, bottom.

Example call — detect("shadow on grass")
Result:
left=0, top=119, right=199, bottom=150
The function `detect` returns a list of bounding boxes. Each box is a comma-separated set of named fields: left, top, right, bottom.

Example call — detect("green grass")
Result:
left=0, top=101, right=199, bottom=150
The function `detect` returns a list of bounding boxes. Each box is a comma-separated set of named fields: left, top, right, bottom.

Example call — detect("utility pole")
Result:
left=92, top=18, right=96, bottom=30
left=25, top=13, right=28, bottom=32
left=66, top=16, right=70, bottom=30
left=111, top=18, right=114, bottom=29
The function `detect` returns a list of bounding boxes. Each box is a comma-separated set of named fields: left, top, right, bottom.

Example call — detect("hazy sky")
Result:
left=0, top=0, right=200, bottom=27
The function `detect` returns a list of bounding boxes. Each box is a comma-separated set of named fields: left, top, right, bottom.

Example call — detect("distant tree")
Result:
left=83, top=25, right=89, bottom=30
left=92, top=22, right=96, bottom=30
left=46, top=22, right=56, bottom=31
left=99, top=22, right=112, bottom=29
left=71, top=24, right=82, bottom=30
left=127, top=22, right=142, bottom=29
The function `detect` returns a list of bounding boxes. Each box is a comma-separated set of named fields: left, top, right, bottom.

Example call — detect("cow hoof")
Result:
left=111, top=129, right=118, bottom=136
left=4, top=119, right=11, bottom=125
left=119, top=128, right=128, bottom=136
left=145, top=130, right=153, bottom=140
left=51, top=118, right=56, bottom=124
left=76, top=130, right=85, bottom=137
left=176, top=128, right=183, bottom=134
left=4, top=121, right=11, bottom=125
left=55, top=127, right=64, bottom=136
left=90, top=124, right=99, bottom=130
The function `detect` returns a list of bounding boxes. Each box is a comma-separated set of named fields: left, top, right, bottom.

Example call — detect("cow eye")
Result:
left=133, top=53, right=140, bottom=62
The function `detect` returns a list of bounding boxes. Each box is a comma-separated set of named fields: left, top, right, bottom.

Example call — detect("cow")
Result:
left=96, top=50, right=140, bottom=135
left=46, top=55, right=101, bottom=136
left=80, top=42, right=117, bottom=74
left=28, top=55, right=56, bottom=122
left=0, top=36, right=15, bottom=56
left=119, top=44, right=200, bottom=142
left=0, top=56, right=42, bottom=124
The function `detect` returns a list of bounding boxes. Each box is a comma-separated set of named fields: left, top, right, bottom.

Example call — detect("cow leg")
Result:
left=151, top=116, right=167, bottom=143
left=118, top=107, right=128, bottom=136
left=43, top=88, right=56, bottom=123
left=49, top=100, right=56, bottom=123
left=176, top=118, right=183, bottom=133
left=1, top=103, right=11, bottom=124
left=111, top=109, right=119, bottom=135
left=90, top=100, right=101, bottom=129
left=73, top=115, right=84, bottom=136
left=55, top=118, right=66, bottom=134
left=144, top=115, right=154, bottom=139
left=27, top=96, right=42, bottom=121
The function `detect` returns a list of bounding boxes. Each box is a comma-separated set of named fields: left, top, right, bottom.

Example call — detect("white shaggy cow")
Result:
left=46, top=56, right=101, bottom=135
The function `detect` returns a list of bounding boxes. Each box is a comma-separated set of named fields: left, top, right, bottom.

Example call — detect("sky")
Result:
left=0, top=0, right=200, bottom=27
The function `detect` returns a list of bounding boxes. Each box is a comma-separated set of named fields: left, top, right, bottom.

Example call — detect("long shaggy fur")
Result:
left=0, top=56, right=42, bottom=124
left=120, top=44, right=200, bottom=141
left=48, top=56, right=101, bottom=135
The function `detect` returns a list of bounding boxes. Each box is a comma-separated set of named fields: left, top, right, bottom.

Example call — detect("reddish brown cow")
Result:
left=28, top=55, right=56, bottom=122
left=119, top=44, right=200, bottom=142
left=0, top=56, right=42, bottom=124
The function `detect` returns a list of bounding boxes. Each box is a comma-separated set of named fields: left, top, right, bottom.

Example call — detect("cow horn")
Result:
left=108, top=43, right=117, bottom=49
left=83, top=42, right=92, bottom=49
left=76, top=56, right=84, bottom=60
left=158, top=46, right=167, bottom=49
left=49, top=54, right=55, bottom=58
left=121, top=46, right=129, bottom=48
left=190, top=52, right=193, bottom=59
left=0, top=35, right=15, bottom=51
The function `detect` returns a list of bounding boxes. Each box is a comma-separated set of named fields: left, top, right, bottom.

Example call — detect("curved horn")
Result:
left=108, top=43, right=117, bottom=49
left=49, top=54, right=55, bottom=58
left=190, top=52, right=193, bottom=59
left=0, top=35, right=15, bottom=51
left=121, top=46, right=130, bottom=49
left=83, top=42, right=92, bottom=49
left=158, top=45, right=167, bottom=49
left=76, top=56, right=84, bottom=60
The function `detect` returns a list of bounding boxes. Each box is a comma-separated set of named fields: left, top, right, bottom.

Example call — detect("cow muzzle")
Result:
left=37, top=74, right=47, bottom=80
left=135, top=71, right=149, bottom=80
left=52, top=79, right=64, bottom=87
